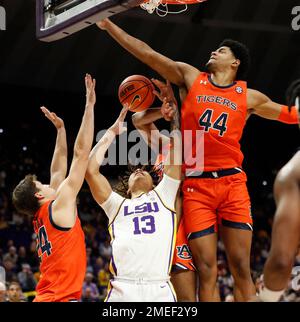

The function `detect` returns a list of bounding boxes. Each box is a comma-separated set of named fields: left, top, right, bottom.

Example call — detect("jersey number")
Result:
left=199, top=109, right=228, bottom=137
left=37, top=226, right=52, bottom=258
left=132, top=215, right=156, bottom=235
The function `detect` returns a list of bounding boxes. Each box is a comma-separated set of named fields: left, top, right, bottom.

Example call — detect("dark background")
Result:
left=0, top=0, right=299, bottom=229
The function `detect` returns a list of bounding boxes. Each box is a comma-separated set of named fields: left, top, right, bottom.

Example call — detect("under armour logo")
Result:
left=200, top=80, right=207, bottom=85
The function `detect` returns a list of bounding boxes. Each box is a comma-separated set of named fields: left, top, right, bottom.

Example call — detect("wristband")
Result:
left=278, top=105, right=299, bottom=124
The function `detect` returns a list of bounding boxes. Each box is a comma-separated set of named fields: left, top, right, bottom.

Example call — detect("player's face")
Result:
left=206, top=46, right=237, bottom=72
left=128, top=169, right=153, bottom=192
left=8, top=285, right=21, bottom=302
left=34, top=181, right=56, bottom=200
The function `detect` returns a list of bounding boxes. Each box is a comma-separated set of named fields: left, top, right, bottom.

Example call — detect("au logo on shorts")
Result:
left=176, top=245, right=192, bottom=260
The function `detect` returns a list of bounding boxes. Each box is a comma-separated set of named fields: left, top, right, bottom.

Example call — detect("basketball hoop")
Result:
left=140, top=0, right=207, bottom=16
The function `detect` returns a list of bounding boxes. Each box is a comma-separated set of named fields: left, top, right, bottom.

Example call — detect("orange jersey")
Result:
left=181, top=72, right=248, bottom=172
left=33, top=200, right=86, bottom=302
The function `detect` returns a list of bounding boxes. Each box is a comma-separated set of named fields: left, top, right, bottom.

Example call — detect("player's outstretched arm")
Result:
left=52, top=74, right=96, bottom=228
left=97, top=19, right=198, bottom=87
left=40, top=106, right=68, bottom=191
left=154, top=99, right=181, bottom=214
left=132, top=79, right=177, bottom=151
left=163, top=98, right=182, bottom=181
left=247, top=89, right=299, bottom=124
left=85, top=106, right=129, bottom=205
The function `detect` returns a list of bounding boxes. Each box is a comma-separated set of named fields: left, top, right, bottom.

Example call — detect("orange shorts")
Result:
left=183, top=171, right=253, bottom=239
left=172, top=217, right=196, bottom=272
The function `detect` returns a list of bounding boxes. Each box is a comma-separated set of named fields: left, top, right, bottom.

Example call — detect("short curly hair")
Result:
left=219, top=39, right=251, bottom=80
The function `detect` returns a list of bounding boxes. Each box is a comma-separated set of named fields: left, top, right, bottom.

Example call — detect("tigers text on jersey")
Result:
left=32, top=200, right=86, bottom=302
left=101, top=174, right=180, bottom=281
left=181, top=72, right=248, bottom=172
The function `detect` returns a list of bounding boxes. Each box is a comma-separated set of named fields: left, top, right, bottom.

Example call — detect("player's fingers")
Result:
left=40, top=106, right=53, bottom=119
left=120, top=104, right=129, bottom=118
left=51, top=112, right=59, bottom=121
left=151, top=78, right=165, bottom=89
left=40, top=106, right=50, bottom=114
left=153, top=90, right=163, bottom=101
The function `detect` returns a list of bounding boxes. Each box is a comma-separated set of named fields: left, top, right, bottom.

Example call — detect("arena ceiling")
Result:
left=0, top=0, right=300, bottom=101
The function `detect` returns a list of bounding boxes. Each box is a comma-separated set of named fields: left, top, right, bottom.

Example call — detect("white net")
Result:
left=140, top=0, right=188, bottom=16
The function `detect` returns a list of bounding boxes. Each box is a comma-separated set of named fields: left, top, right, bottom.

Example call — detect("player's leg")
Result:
left=220, top=225, right=255, bottom=301
left=218, top=172, right=256, bottom=301
left=183, top=178, right=220, bottom=302
left=171, top=208, right=197, bottom=302
left=171, top=270, right=197, bottom=302
left=262, top=151, right=300, bottom=299
left=189, top=233, right=220, bottom=301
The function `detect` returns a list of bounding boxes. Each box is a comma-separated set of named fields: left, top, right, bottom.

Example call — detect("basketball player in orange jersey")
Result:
left=12, top=74, right=96, bottom=302
left=132, top=78, right=197, bottom=302
left=97, top=19, right=299, bottom=302
left=258, top=80, right=300, bottom=302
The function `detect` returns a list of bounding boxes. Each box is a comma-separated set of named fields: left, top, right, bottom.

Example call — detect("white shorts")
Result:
left=105, top=278, right=177, bottom=302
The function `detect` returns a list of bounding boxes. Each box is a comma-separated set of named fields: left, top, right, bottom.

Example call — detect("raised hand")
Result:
left=109, top=104, right=129, bottom=135
left=161, top=98, right=176, bottom=122
left=85, top=73, right=96, bottom=107
left=40, top=106, right=64, bottom=129
left=152, top=78, right=177, bottom=106
left=96, top=18, right=110, bottom=30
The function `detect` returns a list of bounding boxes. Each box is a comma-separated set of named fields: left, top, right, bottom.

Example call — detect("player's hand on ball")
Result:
left=152, top=78, right=177, bottom=107
left=161, top=98, right=176, bottom=121
left=110, top=104, right=129, bottom=135
left=40, top=106, right=64, bottom=129
left=85, top=73, right=96, bottom=107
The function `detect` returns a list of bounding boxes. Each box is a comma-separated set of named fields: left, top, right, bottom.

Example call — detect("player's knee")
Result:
left=268, top=251, right=294, bottom=274
left=275, top=165, right=297, bottom=191
left=228, top=254, right=251, bottom=279
left=196, top=258, right=218, bottom=280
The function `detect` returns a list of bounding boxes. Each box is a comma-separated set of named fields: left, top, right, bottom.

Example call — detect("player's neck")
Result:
left=210, top=71, right=236, bottom=87
left=38, top=198, right=52, bottom=207
left=131, top=189, right=147, bottom=199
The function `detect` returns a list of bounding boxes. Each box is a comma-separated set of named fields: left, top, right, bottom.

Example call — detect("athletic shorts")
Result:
left=171, top=218, right=196, bottom=272
left=183, top=171, right=253, bottom=240
left=105, top=278, right=177, bottom=302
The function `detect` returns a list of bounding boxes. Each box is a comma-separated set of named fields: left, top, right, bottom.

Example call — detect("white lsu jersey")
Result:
left=100, top=174, right=181, bottom=281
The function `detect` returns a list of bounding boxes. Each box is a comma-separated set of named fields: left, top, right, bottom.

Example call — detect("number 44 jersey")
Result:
left=181, top=72, right=248, bottom=173
left=101, top=174, right=180, bottom=281
left=32, top=201, right=86, bottom=302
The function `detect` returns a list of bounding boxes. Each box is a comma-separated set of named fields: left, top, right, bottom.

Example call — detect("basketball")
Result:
left=118, top=75, right=155, bottom=112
